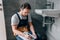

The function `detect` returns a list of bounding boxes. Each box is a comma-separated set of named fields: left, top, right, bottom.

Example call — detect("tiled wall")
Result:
left=47, top=0, right=60, bottom=9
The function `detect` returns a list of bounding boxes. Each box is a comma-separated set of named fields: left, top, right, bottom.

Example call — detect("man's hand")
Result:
left=28, top=33, right=37, bottom=39
left=32, top=34, right=37, bottom=39
left=24, top=34, right=32, bottom=40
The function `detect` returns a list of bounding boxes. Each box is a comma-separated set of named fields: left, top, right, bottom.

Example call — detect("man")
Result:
left=11, top=2, right=37, bottom=40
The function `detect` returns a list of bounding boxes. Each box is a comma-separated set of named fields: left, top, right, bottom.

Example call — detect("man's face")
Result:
left=21, top=8, right=30, bottom=16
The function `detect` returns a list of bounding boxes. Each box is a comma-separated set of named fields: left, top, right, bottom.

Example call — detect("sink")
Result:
left=35, top=9, right=60, bottom=17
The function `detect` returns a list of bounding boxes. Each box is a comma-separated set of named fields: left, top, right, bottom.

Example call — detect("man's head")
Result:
left=19, top=2, right=31, bottom=16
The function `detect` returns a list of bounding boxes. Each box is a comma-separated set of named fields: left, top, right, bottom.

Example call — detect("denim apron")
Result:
left=15, top=13, right=32, bottom=40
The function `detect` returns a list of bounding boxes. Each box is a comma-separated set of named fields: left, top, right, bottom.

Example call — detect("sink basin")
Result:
left=35, top=9, right=60, bottom=17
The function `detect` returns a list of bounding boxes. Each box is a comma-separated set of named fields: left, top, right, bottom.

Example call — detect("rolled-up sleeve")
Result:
left=11, top=14, right=19, bottom=26
left=28, top=14, right=32, bottom=22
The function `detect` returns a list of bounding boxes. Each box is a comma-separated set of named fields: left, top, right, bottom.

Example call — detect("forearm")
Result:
left=13, top=29, right=25, bottom=37
left=29, top=22, right=36, bottom=35
left=30, top=25, right=35, bottom=35
left=11, top=25, right=25, bottom=37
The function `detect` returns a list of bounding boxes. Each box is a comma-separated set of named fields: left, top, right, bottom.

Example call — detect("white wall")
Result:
left=47, top=17, right=60, bottom=40
left=47, top=0, right=60, bottom=40
left=0, top=0, right=7, bottom=40
left=47, top=0, right=60, bottom=9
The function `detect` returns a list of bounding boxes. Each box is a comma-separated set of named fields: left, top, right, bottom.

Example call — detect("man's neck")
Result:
left=18, top=11, right=22, bottom=15
left=18, top=11, right=23, bottom=16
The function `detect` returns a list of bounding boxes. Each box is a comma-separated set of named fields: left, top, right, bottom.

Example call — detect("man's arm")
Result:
left=11, top=25, right=26, bottom=37
left=29, top=22, right=36, bottom=35
left=11, top=25, right=32, bottom=39
left=29, top=22, right=37, bottom=39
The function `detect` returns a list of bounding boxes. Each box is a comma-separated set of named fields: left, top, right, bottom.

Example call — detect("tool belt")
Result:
left=13, top=26, right=29, bottom=36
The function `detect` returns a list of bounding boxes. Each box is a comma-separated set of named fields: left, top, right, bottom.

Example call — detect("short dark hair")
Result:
left=20, top=2, right=31, bottom=10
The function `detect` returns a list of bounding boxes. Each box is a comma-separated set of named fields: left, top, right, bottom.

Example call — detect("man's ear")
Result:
left=20, top=8, right=24, bottom=12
